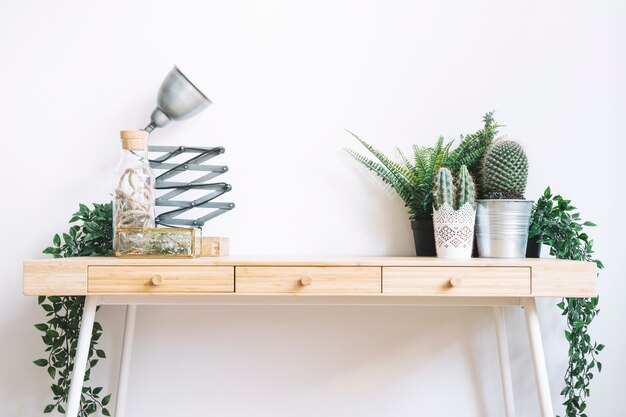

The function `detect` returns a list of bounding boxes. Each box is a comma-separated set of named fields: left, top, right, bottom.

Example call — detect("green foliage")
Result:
left=482, top=140, right=529, bottom=199
left=43, top=203, right=114, bottom=258
left=345, top=132, right=451, bottom=220
left=433, top=168, right=454, bottom=209
left=456, top=165, right=476, bottom=208
left=36, top=202, right=114, bottom=416
left=345, top=112, right=496, bottom=220
left=529, top=187, right=604, bottom=417
left=446, top=111, right=499, bottom=197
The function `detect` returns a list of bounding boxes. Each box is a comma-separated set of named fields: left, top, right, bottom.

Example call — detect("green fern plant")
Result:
left=345, top=112, right=498, bottom=220
left=345, top=133, right=451, bottom=220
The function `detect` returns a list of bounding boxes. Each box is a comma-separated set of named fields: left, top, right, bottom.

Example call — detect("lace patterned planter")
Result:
left=433, top=203, right=476, bottom=259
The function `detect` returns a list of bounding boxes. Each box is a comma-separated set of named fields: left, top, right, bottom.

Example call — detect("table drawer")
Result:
left=236, top=266, right=381, bottom=294
left=382, top=267, right=531, bottom=296
left=88, top=266, right=234, bottom=293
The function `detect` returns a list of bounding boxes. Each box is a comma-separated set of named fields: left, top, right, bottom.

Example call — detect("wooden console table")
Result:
left=23, top=256, right=597, bottom=417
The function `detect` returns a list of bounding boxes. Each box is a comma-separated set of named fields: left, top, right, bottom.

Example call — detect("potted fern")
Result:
left=432, top=166, right=476, bottom=258
left=475, top=140, right=533, bottom=258
left=346, top=112, right=498, bottom=256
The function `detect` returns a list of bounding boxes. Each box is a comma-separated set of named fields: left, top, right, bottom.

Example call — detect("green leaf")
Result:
left=596, top=344, right=605, bottom=351
left=33, top=359, right=48, bottom=367
left=102, top=408, right=111, bottom=416
left=96, top=349, right=106, bottom=358
left=53, top=234, right=61, bottom=247
left=43, top=404, right=54, bottom=413
left=102, top=394, right=111, bottom=406
left=34, top=323, right=48, bottom=331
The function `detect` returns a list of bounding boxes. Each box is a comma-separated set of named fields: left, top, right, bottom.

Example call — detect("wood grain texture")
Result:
left=23, top=257, right=598, bottom=298
left=23, top=259, right=88, bottom=295
left=88, top=266, right=234, bottom=294
left=383, top=267, right=531, bottom=296
left=200, top=237, right=230, bottom=257
left=531, top=261, right=598, bottom=297
left=236, top=266, right=381, bottom=294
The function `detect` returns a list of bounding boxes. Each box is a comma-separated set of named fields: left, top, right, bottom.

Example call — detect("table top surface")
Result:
left=23, top=255, right=596, bottom=267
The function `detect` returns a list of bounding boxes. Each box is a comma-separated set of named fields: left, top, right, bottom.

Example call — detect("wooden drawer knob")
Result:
left=449, top=277, right=463, bottom=287
left=299, top=276, right=313, bottom=287
left=151, top=274, right=164, bottom=286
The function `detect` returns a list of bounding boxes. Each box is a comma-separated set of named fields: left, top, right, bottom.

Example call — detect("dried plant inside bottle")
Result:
left=113, top=130, right=155, bottom=249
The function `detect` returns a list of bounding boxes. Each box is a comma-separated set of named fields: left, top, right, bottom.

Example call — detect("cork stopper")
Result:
left=120, top=130, right=149, bottom=150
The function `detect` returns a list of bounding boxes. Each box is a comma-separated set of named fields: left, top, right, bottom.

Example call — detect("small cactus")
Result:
left=434, top=165, right=476, bottom=210
left=457, top=165, right=476, bottom=208
left=482, top=140, right=528, bottom=199
left=434, top=168, right=454, bottom=209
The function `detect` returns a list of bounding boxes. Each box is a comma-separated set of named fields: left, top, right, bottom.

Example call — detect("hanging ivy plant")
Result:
left=34, top=202, right=114, bottom=416
left=529, top=188, right=604, bottom=417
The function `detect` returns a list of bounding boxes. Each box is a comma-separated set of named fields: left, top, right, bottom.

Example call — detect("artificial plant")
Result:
left=345, top=112, right=498, bottom=220
left=34, top=202, right=114, bottom=416
left=529, top=188, right=604, bottom=417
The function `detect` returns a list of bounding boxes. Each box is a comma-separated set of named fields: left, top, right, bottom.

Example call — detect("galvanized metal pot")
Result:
left=475, top=200, right=533, bottom=258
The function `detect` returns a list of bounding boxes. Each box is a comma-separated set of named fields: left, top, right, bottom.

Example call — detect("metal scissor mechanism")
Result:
left=148, top=145, right=234, bottom=228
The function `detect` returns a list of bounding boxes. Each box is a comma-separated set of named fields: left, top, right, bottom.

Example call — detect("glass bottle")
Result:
left=113, top=130, right=155, bottom=250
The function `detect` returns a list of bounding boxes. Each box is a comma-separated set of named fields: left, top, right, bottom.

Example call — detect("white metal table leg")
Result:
left=115, top=305, right=137, bottom=417
left=522, top=298, right=554, bottom=417
left=493, top=306, right=516, bottom=417
left=66, top=296, right=100, bottom=417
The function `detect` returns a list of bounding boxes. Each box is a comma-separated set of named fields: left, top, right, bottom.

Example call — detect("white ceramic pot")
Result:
left=432, top=203, right=476, bottom=259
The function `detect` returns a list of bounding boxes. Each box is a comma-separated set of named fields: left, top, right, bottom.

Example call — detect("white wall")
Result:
left=1, top=1, right=624, bottom=416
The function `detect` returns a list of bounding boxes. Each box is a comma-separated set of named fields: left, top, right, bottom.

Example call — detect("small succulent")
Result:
left=433, top=165, right=476, bottom=210
left=482, top=140, right=528, bottom=199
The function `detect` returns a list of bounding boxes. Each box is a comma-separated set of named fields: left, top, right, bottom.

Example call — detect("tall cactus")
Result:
left=482, top=140, right=528, bottom=199
left=457, top=165, right=476, bottom=208
left=434, top=168, right=454, bottom=209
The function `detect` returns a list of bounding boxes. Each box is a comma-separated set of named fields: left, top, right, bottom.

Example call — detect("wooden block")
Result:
left=200, top=237, right=230, bottom=257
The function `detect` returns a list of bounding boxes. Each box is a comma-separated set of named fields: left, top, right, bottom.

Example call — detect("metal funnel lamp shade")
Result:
left=144, top=66, right=212, bottom=133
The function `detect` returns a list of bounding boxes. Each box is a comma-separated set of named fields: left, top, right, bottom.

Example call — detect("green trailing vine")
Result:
left=34, top=202, right=114, bottom=416
left=529, top=188, right=604, bottom=417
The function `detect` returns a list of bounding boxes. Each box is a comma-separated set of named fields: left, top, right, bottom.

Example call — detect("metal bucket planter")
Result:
left=475, top=200, right=533, bottom=258
left=433, top=203, right=476, bottom=259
